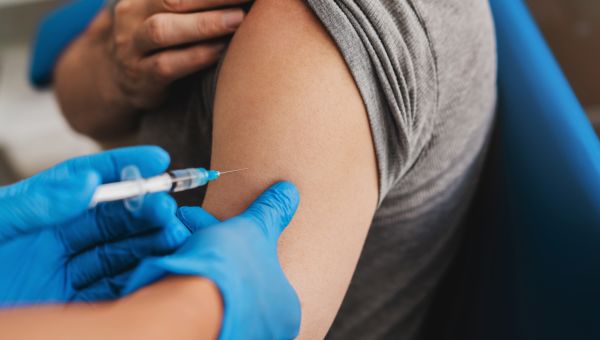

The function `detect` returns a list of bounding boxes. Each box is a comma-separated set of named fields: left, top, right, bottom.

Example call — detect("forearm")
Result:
left=53, top=10, right=140, bottom=142
left=0, top=277, right=222, bottom=340
left=115, top=276, right=222, bottom=340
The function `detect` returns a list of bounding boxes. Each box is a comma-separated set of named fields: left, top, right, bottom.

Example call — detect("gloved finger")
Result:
left=56, top=146, right=170, bottom=184
left=176, top=206, right=221, bottom=232
left=0, top=146, right=167, bottom=236
left=69, top=220, right=190, bottom=289
left=58, top=193, right=177, bottom=254
left=72, top=270, right=132, bottom=302
left=239, top=181, right=300, bottom=242
left=0, top=170, right=100, bottom=241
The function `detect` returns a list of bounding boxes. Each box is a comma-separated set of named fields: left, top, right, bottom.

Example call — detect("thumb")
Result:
left=177, top=207, right=221, bottom=232
left=0, top=169, right=100, bottom=240
left=241, top=181, right=300, bottom=243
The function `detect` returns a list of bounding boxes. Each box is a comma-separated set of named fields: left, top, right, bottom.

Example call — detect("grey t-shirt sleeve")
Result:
left=305, top=0, right=439, bottom=204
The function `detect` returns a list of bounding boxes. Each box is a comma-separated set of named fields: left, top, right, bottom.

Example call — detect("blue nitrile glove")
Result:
left=124, top=182, right=302, bottom=340
left=0, top=146, right=190, bottom=307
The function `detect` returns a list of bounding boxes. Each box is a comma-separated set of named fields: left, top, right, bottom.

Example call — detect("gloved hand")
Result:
left=125, top=182, right=301, bottom=340
left=0, top=146, right=190, bottom=306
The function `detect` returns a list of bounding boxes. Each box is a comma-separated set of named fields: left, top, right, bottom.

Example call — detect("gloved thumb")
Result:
left=177, top=207, right=221, bottom=233
left=241, top=181, right=300, bottom=243
left=0, top=169, right=100, bottom=241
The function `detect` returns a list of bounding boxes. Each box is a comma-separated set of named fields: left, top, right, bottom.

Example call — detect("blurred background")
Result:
left=527, top=0, right=600, bottom=127
left=0, top=0, right=99, bottom=185
left=0, top=0, right=598, bottom=185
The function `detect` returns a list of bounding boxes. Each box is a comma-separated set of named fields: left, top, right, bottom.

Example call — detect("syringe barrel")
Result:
left=91, top=180, right=144, bottom=205
left=169, top=168, right=213, bottom=192
left=90, top=174, right=172, bottom=206
left=90, top=168, right=219, bottom=207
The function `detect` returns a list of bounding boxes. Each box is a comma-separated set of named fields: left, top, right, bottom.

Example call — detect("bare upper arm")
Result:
left=202, top=0, right=379, bottom=337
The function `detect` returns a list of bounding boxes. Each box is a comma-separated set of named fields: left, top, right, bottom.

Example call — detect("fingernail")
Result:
left=223, top=11, right=244, bottom=30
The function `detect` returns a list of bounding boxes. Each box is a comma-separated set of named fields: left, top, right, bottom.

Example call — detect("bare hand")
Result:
left=108, top=0, right=250, bottom=109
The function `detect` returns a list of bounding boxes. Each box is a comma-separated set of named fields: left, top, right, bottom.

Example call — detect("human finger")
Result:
left=0, top=170, right=99, bottom=241
left=72, top=270, right=132, bottom=301
left=239, top=181, right=300, bottom=243
left=58, top=146, right=170, bottom=184
left=69, top=220, right=189, bottom=290
left=58, top=193, right=177, bottom=254
left=136, top=9, right=244, bottom=52
left=176, top=206, right=221, bottom=232
left=146, top=0, right=251, bottom=14
left=142, top=42, right=226, bottom=81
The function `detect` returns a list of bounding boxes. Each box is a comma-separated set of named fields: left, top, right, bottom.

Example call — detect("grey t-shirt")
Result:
left=138, top=0, right=497, bottom=338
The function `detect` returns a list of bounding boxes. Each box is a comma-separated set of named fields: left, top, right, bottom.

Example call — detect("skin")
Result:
left=0, top=277, right=223, bottom=340
left=54, top=0, right=250, bottom=142
left=55, top=0, right=379, bottom=337
left=202, top=0, right=379, bottom=337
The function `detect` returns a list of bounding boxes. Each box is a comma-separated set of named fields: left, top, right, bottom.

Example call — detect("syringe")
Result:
left=90, top=167, right=247, bottom=207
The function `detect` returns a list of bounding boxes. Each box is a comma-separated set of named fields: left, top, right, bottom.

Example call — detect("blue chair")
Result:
left=30, top=0, right=104, bottom=87
left=424, top=1, right=600, bottom=339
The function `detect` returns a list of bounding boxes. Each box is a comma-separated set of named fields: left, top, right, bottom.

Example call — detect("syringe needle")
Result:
left=218, top=168, right=249, bottom=175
